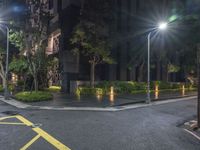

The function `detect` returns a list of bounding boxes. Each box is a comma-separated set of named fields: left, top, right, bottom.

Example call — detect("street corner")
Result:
left=179, top=119, right=200, bottom=141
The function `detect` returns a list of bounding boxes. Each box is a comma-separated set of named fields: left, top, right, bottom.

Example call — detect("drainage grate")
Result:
left=1, top=111, right=19, bottom=116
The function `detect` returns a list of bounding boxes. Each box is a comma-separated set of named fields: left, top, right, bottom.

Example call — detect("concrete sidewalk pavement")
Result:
left=0, top=94, right=197, bottom=111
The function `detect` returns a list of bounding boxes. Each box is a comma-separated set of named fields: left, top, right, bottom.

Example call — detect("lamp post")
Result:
left=0, top=25, right=10, bottom=100
left=146, top=22, right=167, bottom=104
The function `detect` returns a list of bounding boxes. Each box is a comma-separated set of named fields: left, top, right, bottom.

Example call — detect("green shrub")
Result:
left=131, top=90, right=146, bottom=94
left=0, top=85, right=3, bottom=92
left=0, top=84, right=14, bottom=92
left=96, top=81, right=147, bottom=94
left=46, top=86, right=61, bottom=93
left=17, top=80, right=24, bottom=86
left=15, top=91, right=53, bottom=102
left=153, top=81, right=182, bottom=90
left=8, top=84, right=15, bottom=91
left=76, top=87, right=103, bottom=96
left=96, top=81, right=112, bottom=94
left=76, top=81, right=195, bottom=96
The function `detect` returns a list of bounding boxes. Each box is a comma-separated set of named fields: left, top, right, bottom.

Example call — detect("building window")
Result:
left=46, top=30, right=61, bottom=55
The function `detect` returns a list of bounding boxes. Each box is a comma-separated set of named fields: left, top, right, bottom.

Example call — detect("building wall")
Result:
left=47, top=0, right=185, bottom=93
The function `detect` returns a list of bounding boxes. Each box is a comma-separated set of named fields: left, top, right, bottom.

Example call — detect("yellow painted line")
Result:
left=16, top=115, right=71, bottom=150
left=0, top=116, right=17, bottom=121
left=20, top=134, right=41, bottom=150
left=0, top=122, right=26, bottom=125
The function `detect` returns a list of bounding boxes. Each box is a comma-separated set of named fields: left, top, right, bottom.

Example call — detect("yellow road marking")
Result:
left=0, top=122, right=26, bottom=125
left=0, top=115, right=71, bottom=150
left=0, top=116, right=17, bottom=121
left=16, top=115, right=71, bottom=150
left=20, top=134, right=41, bottom=150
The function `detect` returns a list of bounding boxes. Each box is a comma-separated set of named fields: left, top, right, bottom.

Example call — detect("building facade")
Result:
left=47, top=0, right=185, bottom=93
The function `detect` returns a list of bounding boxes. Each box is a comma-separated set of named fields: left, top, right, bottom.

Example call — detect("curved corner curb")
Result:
left=0, top=95, right=197, bottom=112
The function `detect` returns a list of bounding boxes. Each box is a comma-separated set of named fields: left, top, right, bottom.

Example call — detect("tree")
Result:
left=70, top=0, right=114, bottom=87
left=9, top=0, right=50, bottom=91
left=9, top=56, right=28, bottom=90
left=46, top=57, right=59, bottom=86
left=0, top=46, right=7, bottom=90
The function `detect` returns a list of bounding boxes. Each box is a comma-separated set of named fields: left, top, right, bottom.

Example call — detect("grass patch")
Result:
left=15, top=91, right=53, bottom=102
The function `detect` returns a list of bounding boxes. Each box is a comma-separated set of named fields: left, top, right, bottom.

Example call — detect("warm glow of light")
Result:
left=110, top=86, right=114, bottom=95
left=182, top=85, right=185, bottom=96
left=155, top=84, right=159, bottom=100
left=96, top=94, right=102, bottom=102
left=155, top=84, right=159, bottom=92
left=158, top=22, right=168, bottom=30
left=109, top=94, right=114, bottom=104
left=11, top=73, right=18, bottom=84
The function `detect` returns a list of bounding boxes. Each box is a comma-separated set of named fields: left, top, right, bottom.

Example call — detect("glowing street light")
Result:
left=158, top=22, right=168, bottom=30
left=146, top=22, right=168, bottom=103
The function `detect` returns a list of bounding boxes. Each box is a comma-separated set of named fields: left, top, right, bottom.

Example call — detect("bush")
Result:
left=153, top=81, right=181, bottom=90
left=8, top=84, right=15, bottom=92
left=75, top=81, right=196, bottom=96
left=0, top=85, right=3, bottom=92
left=0, top=84, right=14, bottom=93
left=15, top=91, right=53, bottom=102
left=46, top=86, right=61, bottom=93
left=76, top=87, right=103, bottom=96
left=96, top=81, right=147, bottom=94
left=17, top=80, right=24, bottom=86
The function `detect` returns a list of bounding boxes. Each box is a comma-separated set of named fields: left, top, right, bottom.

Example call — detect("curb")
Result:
left=0, top=95, right=197, bottom=112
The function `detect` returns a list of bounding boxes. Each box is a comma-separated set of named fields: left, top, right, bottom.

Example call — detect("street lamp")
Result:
left=146, top=22, right=168, bottom=104
left=0, top=25, right=10, bottom=100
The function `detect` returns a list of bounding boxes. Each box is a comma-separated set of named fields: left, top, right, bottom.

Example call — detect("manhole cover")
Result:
left=1, top=111, right=19, bottom=115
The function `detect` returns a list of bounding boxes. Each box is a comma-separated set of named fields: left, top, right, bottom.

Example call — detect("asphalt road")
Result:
left=0, top=98, right=199, bottom=150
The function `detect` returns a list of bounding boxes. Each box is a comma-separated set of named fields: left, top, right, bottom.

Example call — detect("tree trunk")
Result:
left=23, top=76, right=27, bottom=92
left=33, top=74, right=38, bottom=92
left=90, top=62, right=95, bottom=88
left=197, top=44, right=200, bottom=128
left=2, top=77, right=6, bottom=90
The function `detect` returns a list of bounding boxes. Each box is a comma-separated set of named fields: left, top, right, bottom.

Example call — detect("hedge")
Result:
left=78, top=81, right=195, bottom=95
left=46, top=86, right=61, bottom=93
left=15, top=91, right=53, bottom=102
left=76, top=87, right=103, bottom=96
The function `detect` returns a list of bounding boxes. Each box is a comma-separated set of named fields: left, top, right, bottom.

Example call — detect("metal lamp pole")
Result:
left=4, top=25, right=9, bottom=100
left=147, top=32, right=151, bottom=103
left=146, top=22, right=167, bottom=104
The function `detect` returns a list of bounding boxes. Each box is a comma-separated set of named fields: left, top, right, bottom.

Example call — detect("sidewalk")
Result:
left=29, top=90, right=197, bottom=107
left=0, top=91, right=196, bottom=111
